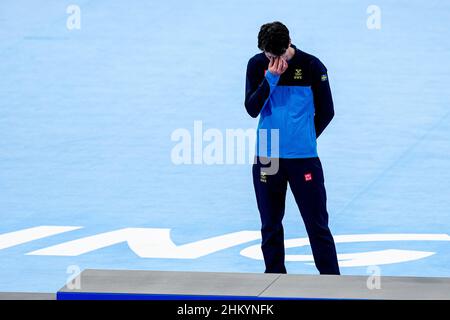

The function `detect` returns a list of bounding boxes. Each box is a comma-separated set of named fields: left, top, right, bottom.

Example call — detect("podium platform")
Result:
left=56, top=269, right=450, bottom=300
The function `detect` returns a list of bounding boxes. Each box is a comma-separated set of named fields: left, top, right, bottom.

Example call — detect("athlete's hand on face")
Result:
left=268, top=57, right=288, bottom=76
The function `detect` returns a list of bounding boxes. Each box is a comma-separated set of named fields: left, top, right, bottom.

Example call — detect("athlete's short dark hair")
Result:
left=257, top=21, right=290, bottom=56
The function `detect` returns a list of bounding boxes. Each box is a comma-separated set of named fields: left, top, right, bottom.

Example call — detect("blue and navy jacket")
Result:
left=245, top=45, right=334, bottom=158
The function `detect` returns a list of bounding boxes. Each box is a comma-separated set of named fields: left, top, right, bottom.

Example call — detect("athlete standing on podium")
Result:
left=244, top=21, right=340, bottom=275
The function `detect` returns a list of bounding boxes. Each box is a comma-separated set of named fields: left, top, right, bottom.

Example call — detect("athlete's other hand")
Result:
left=268, top=57, right=288, bottom=76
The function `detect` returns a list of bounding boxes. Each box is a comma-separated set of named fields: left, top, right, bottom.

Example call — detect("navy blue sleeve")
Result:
left=244, top=58, right=271, bottom=118
left=311, top=59, right=335, bottom=138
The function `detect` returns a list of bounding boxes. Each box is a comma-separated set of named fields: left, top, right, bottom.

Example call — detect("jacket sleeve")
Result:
left=311, top=59, right=335, bottom=138
left=244, top=58, right=279, bottom=118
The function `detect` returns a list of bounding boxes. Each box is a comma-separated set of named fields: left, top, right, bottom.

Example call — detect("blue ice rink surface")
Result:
left=1, top=0, right=449, bottom=293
